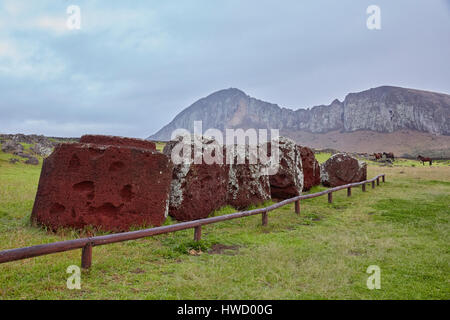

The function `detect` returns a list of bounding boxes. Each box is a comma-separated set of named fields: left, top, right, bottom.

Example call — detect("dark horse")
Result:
left=417, top=155, right=433, bottom=166
left=383, top=152, right=395, bottom=160
left=373, top=153, right=382, bottom=160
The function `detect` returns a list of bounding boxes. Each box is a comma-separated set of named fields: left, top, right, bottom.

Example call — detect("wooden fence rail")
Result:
left=0, top=174, right=386, bottom=269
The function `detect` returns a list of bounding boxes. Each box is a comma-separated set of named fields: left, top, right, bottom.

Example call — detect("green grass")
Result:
left=314, top=152, right=332, bottom=164
left=314, top=151, right=450, bottom=168
left=0, top=146, right=449, bottom=299
left=367, top=158, right=450, bottom=168
left=154, top=142, right=166, bottom=152
left=0, top=142, right=43, bottom=166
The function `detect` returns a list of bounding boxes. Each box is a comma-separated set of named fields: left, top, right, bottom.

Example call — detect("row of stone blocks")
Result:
left=30, top=135, right=365, bottom=232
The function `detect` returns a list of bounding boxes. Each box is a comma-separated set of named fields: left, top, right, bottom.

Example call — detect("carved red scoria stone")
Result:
left=298, top=146, right=321, bottom=191
left=80, top=134, right=156, bottom=150
left=163, top=136, right=229, bottom=221
left=31, top=138, right=172, bottom=232
left=320, top=153, right=367, bottom=187
left=265, top=137, right=304, bottom=200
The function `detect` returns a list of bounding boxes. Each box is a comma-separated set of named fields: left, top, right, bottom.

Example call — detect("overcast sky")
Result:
left=1, top=0, right=449, bottom=138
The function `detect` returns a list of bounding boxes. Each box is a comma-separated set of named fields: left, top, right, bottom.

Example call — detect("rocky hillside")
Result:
left=0, top=134, right=79, bottom=164
left=149, top=86, right=450, bottom=139
left=148, top=86, right=450, bottom=156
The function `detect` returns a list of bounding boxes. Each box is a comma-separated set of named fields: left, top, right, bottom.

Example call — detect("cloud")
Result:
left=0, top=0, right=449, bottom=138
left=34, top=16, right=67, bottom=34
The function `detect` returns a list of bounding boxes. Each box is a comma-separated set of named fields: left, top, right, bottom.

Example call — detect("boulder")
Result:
left=1, top=140, right=24, bottom=154
left=31, top=137, right=172, bottom=232
left=9, top=158, right=19, bottom=164
left=80, top=134, right=156, bottom=150
left=25, top=156, right=39, bottom=165
left=320, top=153, right=367, bottom=187
left=163, top=136, right=272, bottom=221
left=225, top=144, right=271, bottom=209
left=298, top=146, right=320, bottom=191
left=266, top=137, right=304, bottom=199
left=14, top=151, right=31, bottom=159
left=30, top=143, right=53, bottom=157
left=163, top=135, right=228, bottom=221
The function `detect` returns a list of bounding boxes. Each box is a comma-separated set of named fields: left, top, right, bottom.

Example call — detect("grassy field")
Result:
left=0, top=146, right=449, bottom=299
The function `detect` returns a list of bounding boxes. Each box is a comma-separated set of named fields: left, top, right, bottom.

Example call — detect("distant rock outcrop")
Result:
left=148, top=86, right=450, bottom=147
left=1, top=133, right=79, bottom=158
left=1, top=140, right=24, bottom=154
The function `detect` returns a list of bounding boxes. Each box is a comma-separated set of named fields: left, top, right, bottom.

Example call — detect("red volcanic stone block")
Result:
left=80, top=135, right=156, bottom=150
left=31, top=142, right=172, bottom=232
left=163, top=136, right=272, bottom=221
left=266, top=137, right=304, bottom=199
left=298, top=146, right=320, bottom=191
left=163, top=136, right=229, bottom=221
left=320, top=153, right=367, bottom=187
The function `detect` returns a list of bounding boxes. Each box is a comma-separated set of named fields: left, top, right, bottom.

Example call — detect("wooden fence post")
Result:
left=295, top=200, right=300, bottom=214
left=347, top=187, right=352, bottom=197
left=362, top=184, right=366, bottom=192
left=376, top=177, right=380, bottom=186
left=262, top=211, right=268, bottom=226
left=328, top=192, right=333, bottom=203
left=372, top=181, right=375, bottom=189
left=81, top=243, right=92, bottom=269
left=382, top=175, right=385, bottom=183
left=194, top=226, right=202, bottom=242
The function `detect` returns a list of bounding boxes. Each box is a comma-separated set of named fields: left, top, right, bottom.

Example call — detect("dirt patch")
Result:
left=208, top=244, right=240, bottom=255
left=131, top=268, right=145, bottom=274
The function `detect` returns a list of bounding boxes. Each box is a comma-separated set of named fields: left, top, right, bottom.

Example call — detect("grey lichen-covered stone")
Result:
left=25, top=156, right=39, bottom=165
left=164, top=135, right=273, bottom=220
left=163, top=135, right=229, bottom=221
left=225, top=144, right=271, bottom=209
left=1, top=140, right=24, bottom=154
left=30, top=143, right=53, bottom=157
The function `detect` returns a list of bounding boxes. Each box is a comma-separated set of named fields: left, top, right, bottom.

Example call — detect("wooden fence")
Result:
left=0, top=174, right=385, bottom=269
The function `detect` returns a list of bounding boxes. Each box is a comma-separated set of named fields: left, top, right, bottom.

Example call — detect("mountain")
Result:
left=148, top=86, right=450, bottom=157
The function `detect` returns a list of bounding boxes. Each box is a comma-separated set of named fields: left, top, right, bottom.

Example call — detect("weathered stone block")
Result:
left=163, top=136, right=272, bottom=221
left=266, top=137, right=304, bottom=199
left=298, top=146, right=320, bottom=191
left=80, top=134, right=156, bottom=150
left=225, top=145, right=271, bottom=209
left=163, top=136, right=228, bottom=221
left=31, top=137, right=172, bottom=232
left=320, top=153, right=367, bottom=187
